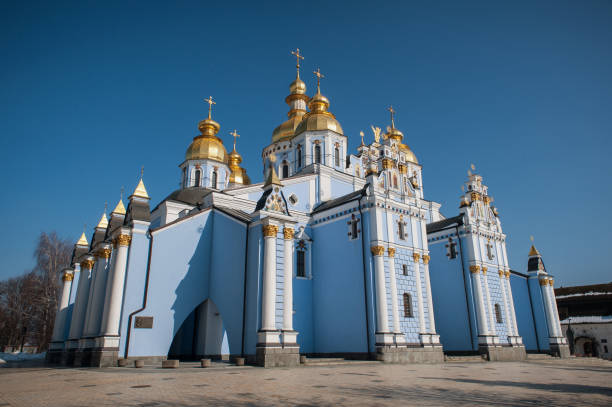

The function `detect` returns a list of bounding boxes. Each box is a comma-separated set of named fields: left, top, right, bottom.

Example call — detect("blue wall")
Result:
left=509, top=274, right=540, bottom=351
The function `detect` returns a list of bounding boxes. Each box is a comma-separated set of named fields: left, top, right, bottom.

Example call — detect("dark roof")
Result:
left=215, top=206, right=251, bottom=223
left=254, top=188, right=273, bottom=212
left=311, top=185, right=368, bottom=214
left=426, top=215, right=464, bottom=234
left=153, top=187, right=215, bottom=211
left=555, top=283, right=612, bottom=296
left=124, top=199, right=151, bottom=225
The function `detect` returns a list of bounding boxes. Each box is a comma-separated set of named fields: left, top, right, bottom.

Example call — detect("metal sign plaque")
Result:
left=134, top=316, right=153, bottom=329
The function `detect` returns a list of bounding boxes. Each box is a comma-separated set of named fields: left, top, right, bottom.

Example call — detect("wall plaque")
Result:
left=134, top=316, right=153, bottom=329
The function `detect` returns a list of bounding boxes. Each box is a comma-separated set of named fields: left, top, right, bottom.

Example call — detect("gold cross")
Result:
left=230, top=129, right=240, bottom=151
left=140, top=165, right=144, bottom=179
left=313, top=67, right=324, bottom=92
left=291, top=48, right=304, bottom=77
left=120, top=186, right=124, bottom=200
left=387, top=106, right=396, bottom=129
left=204, top=96, right=216, bottom=118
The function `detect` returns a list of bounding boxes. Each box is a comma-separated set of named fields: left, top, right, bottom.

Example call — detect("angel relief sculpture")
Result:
left=371, top=125, right=382, bottom=143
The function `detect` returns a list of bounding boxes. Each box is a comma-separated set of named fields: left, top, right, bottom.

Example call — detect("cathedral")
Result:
left=48, top=50, right=569, bottom=367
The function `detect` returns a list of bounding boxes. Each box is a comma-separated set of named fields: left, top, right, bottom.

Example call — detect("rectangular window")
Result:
left=403, top=293, right=413, bottom=317
left=398, top=222, right=405, bottom=240
left=297, top=250, right=306, bottom=278
left=402, top=264, right=408, bottom=276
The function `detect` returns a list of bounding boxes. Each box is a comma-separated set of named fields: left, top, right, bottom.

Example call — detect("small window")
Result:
left=211, top=171, right=218, bottom=189
left=398, top=221, right=405, bottom=240
left=403, top=293, right=413, bottom=317
left=402, top=264, right=408, bottom=276
left=297, top=250, right=306, bottom=278
left=194, top=169, right=201, bottom=187
left=494, top=304, right=503, bottom=323
left=314, top=145, right=321, bottom=164
left=182, top=167, right=187, bottom=188
left=347, top=214, right=359, bottom=240
left=282, top=163, right=289, bottom=178
left=604, top=345, right=609, bottom=353
left=393, top=174, right=398, bottom=189
left=288, top=194, right=298, bottom=206
left=446, top=237, right=457, bottom=259
left=297, top=145, right=302, bottom=168
left=334, top=146, right=340, bottom=166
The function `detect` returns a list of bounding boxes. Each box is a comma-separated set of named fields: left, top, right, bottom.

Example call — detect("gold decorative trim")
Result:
left=482, top=266, right=488, bottom=274
left=498, top=269, right=504, bottom=277
left=62, top=272, right=73, bottom=282
left=283, top=227, right=294, bottom=240
left=387, top=247, right=396, bottom=258
left=422, top=254, right=430, bottom=264
left=412, top=252, right=420, bottom=262
left=470, top=192, right=480, bottom=201
left=548, top=279, right=554, bottom=286
left=398, top=164, right=407, bottom=174
left=262, top=225, right=278, bottom=238
left=96, top=248, right=112, bottom=259
left=539, top=279, right=548, bottom=286
left=81, top=259, right=95, bottom=269
left=504, top=270, right=510, bottom=278
left=469, top=265, right=480, bottom=274
left=370, top=246, right=385, bottom=256
left=382, top=158, right=394, bottom=170
left=483, top=196, right=491, bottom=205
left=117, top=234, right=132, bottom=247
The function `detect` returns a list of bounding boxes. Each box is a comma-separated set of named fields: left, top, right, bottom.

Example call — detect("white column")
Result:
left=545, top=279, right=562, bottom=337
left=470, top=266, right=489, bottom=335
left=413, top=253, right=426, bottom=334
left=422, top=255, right=436, bottom=334
left=387, top=248, right=401, bottom=333
left=282, top=227, right=294, bottom=331
left=100, top=234, right=131, bottom=336
left=83, top=248, right=111, bottom=337
left=51, top=270, right=74, bottom=342
left=482, top=267, right=496, bottom=334
left=68, top=260, right=93, bottom=340
left=540, top=278, right=559, bottom=338
left=498, top=270, right=513, bottom=338
left=548, top=280, right=563, bottom=338
left=261, top=224, right=278, bottom=331
left=504, top=271, right=519, bottom=336
left=371, top=246, right=389, bottom=333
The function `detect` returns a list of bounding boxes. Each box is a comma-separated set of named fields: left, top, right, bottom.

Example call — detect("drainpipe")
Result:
left=358, top=187, right=371, bottom=356
left=456, top=224, right=475, bottom=351
left=241, top=221, right=251, bottom=357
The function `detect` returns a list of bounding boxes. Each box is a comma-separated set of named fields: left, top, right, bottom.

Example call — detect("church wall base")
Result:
left=549, top=343, right=571, bottom=358
left=376, top=345, right=445, bottom=364
left=479, top=344, right=527, bottom=361
left=88, top=348, right=119, bottom=368
left=45, top=349, right=63, bottom=364
left=256, top=345, right=300, bottom=368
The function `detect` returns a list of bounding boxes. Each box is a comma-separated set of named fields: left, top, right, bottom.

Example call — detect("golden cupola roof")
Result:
left=294, top=68, right=344, bottom=136
left=76, top=232, right=89, bottom=246
left=384, top=106, right=418, bottom=164
left=185, top=96, right=228, bottom=163
left=272, top=49, right=310, bottom=143
left=227, top=130, right=251, bottom=185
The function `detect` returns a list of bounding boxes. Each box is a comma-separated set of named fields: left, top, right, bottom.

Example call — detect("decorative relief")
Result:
left=469, top=265, right=481, bottom=274
left=262, top=225, right=278, bottom=238
left=370, top=246, right=385, bottom=256
left=81, top=259, right=95, bottom=269
left=398, top=164, right=407, bottom=174
left=412, top=252, right=421, bottom=262
left=96, top=248, right=112, bottom=259
left=387, top=247, right=396, bottom=258
left=504, top=271, right=510, bottom=278
left=482, top=266, right=488, bottom=274
left=382, top=158, right=394, bottom=170
left=539, top=279, right=548, bottom=286
left=422, top=254, right=430, bottom=264
left=498, top=269, right=504, bottom=277
left=62, top=272, right=74, bottom=282
left=117, top=234, right=132, bottom=247
left=548, top=279, right=554, bottom=286
left=134, top=316, right=154, bottom=329
left=471, top=192, right=480, bottom=201
left=283, top=227, right=294, bottom=240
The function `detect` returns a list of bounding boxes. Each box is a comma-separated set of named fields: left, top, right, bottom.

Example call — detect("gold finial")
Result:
left=112, top=188, right=126, bottom=215
left=96, top=210, right=109, bottom=229
left=291, top=48, right=304, bottom=78
left=132, top=178, right=150, bottom=199
left=388, top=106, right=396, bottom=129
left=313, top=68, right=324, bottom=93
left=76, top=231, right=88, bottom=246
left=204, top=96, right=216, bottom=119
left=230, top=129, right=240, bottom=151
left=471, top=163, right=476, bottom=171
left=530, top=235, right=534, bottom=242
left=359, top=131, right=365, bottom=146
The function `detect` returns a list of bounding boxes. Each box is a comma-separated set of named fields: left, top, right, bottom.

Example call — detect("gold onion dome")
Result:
left=294, top=68, right=343, bottom=136
left=185, top=96, right=228, bottom=163
left=272, top=75, right=309, bottom=143
left=228, top=130, right=251, bottom=185
left=384, top=106, right=418, bottom=164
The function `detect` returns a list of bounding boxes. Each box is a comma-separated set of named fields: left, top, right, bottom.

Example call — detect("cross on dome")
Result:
left=313, top=68, right=324, bottom=93
left=230, top=129, right=240, bottom=151
left=388, top=106, right=396, bottom=129
left=291, top=48, right=304, bottom=77
left=204, top=96, right=216, bottom=119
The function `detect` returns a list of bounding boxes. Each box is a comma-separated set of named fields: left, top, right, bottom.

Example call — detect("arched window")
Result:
left=314, top=144, right=321, bottom=164
left=297, top=250, right=306, bottom=278
left=403, top=293, right=413, bottom=317
left=282, top=162, right=289, bottom=179
left=211, top=171, right=218, bottom=189
left=393, top=174, right=398, bottom=189
left=495, top=304, right=503, bottom=323
left=334, top=146, right=340, bottom=166
left=398, top=220, right=405, bottom=240
left=194, top=169, right=201, bottom=187
left=182, top=167, right=187, bottom=188
left=297, top=145, right=302, bottom=168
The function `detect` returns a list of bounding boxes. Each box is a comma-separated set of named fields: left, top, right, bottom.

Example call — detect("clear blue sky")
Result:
left=1, top=1, right=611, bottom=286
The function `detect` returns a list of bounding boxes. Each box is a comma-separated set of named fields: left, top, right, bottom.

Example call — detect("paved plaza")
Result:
left=1, top=358, right=611, bottom=406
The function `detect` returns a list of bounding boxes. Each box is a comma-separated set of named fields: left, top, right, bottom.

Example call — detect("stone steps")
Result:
left=527, top=353, right=554, bottom=360
left=301, top=357, right=380, bottom=366
left=444, top=355, right=486, bottom=363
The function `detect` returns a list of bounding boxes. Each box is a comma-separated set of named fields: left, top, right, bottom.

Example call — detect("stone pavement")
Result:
left=0, top=358, right=611, bottom=406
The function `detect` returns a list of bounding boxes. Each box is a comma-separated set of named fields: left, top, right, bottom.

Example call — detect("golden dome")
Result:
left=290, top=77, right=306, bottom=95
left=272, top=114, right=305, bottom=143
left=271, top=71, right=309, bottom=143
left=186, top=97, right=228, bottom=163
left=399, top=143, right=418, bottom=164
left=228, top=150, right=251, bottom=185
left=295, top=89, right=343, bottom=136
